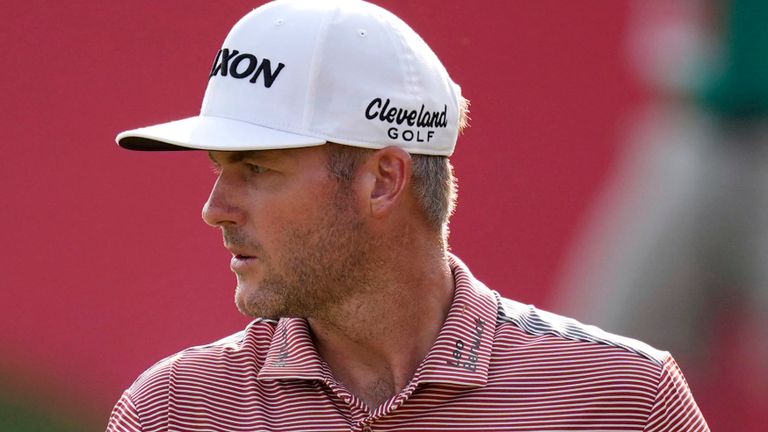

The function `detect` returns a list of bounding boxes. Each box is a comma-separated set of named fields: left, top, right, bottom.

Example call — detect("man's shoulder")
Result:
left=450, top=255, right=669, bottom=368
left=493, top=294, right=670, bottom=366
left=127, top=318, right=278, bottom=402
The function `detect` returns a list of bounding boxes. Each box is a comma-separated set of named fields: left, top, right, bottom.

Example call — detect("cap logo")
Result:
left=209, top=48, right=286, bottom=88
left=364, top=97, right=448, bottom=143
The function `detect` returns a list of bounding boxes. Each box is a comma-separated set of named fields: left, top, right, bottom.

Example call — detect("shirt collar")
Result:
left=414, top=254, right=498, bottom=388
left=257, top=318, right=327, bottom=381
left=257, top=254, right=499, bottom=388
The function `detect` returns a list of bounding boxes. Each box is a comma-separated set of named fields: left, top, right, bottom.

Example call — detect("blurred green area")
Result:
left=0, top=389, right=97, bottom=432
left=700, top=0, right=768, bottom=118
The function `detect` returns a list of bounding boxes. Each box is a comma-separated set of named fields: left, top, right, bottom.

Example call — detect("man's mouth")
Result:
left=230, top=254, right=258, bottom=273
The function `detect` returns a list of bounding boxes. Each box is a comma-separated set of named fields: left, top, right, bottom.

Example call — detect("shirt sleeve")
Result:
left=644, top=356, right=709, bottom=432
left=106, top=389, right=143, bottom=432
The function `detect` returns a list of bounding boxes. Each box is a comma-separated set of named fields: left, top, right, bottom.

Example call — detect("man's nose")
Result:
left=202, top=176, right=244, bottom=227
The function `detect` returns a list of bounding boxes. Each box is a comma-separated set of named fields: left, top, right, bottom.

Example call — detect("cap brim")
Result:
left=116, top=116, right=327, bottom=151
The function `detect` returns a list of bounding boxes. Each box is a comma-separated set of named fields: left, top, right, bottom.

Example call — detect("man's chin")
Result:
left=235, top=284, right=280, bottom=319
left=234, top=284, right=259, bottom=316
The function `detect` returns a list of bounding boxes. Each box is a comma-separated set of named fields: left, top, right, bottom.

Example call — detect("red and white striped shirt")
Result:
left=107, top=255, right=709, bottom=431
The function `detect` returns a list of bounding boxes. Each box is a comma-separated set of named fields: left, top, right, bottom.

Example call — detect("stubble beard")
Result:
left=232, top=187, right=375, bottom=321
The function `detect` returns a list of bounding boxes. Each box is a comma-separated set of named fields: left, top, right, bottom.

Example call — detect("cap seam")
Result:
left=376, top=10, right=415, bottom=103
left=303, top=4, right=339, bottom=131
left=389, top=16, right=421, bottom=103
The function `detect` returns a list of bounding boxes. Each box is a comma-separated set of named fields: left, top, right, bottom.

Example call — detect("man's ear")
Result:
left=359, top=146, right=412, bottom=219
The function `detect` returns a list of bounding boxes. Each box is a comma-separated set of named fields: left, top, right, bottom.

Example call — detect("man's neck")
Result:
left=308, top=248, right=455, bottom=411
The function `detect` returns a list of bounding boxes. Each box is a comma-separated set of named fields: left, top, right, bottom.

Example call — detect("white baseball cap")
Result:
left=116, top=0, right=462, bottom=156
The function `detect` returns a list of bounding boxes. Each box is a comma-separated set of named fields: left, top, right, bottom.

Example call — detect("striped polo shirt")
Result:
left=107, top=255, right=709, bottom=431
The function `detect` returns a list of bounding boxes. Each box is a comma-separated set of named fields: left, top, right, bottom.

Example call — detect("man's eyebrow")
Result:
left=207, top=151, right=252, bottom=165
left=240, top=150, right=281, bottom=163
left=209, top=150, right=281, bottom=165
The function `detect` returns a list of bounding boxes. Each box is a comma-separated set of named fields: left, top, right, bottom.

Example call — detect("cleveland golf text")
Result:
left=365, top=97, right=447, bottom=143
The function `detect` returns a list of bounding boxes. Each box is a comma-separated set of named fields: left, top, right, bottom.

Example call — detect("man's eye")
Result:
left=246, top=163, right=267, bottom=174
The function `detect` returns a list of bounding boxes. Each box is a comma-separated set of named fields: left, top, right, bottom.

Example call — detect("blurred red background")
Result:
left=0, top=0, right=669, bottom=429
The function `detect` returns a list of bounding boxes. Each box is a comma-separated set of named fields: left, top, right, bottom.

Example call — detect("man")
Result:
left=108, top=1, right=709, bottom=431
